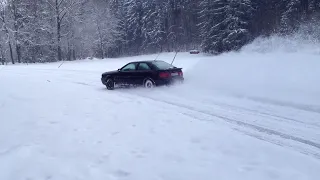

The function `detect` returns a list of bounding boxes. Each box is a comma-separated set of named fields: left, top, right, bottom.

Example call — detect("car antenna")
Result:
left=154, top=52, right=161, bottom=61
left=58, top=60, right=65, bottom=68
left=171, top=51, right=178, bottom=65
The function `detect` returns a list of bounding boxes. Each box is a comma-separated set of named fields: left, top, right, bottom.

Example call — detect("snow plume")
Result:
left=241, top=35, right=320, bottom=54
left=241, top=22, right=320, bottom=54
left=184, top=35, right=320, bottom=107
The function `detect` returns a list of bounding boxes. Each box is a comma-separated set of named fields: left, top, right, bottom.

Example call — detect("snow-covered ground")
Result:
left=1, top=39, right=320, bottom=180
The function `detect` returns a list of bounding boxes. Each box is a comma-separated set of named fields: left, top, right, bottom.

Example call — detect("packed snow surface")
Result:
left=1, top=40, right=320, bottom=179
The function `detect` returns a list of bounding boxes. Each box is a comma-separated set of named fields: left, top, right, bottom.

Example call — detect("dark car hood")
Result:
left=102, top=70, right=119, bottom=76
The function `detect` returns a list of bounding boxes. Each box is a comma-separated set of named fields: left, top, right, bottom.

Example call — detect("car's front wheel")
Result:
left=106, top=78, right=115, bottom=90
left=144, top=79, right=155, bottom=89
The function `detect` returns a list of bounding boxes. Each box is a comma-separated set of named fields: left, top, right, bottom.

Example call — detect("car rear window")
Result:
left=152, top=61, right=175, bottom=70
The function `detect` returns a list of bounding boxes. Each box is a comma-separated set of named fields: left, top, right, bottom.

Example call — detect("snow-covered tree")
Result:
left=0, top=43, right=4, bottom=64
left=199, top=0, right=228, bottom=53
left=280, top=0, right=301, bottom=33
left=21, top=0, right=56, bottom=63
left=223, top=0, right=255, bottom=51
left=0, top=28, right=5, bottom=64
left=309, top=0, right=320, bottom=12
left=84, top=0, right=121, bottom=58
left=1, top=0, right=320, bottom=61
left=6, top=0, right=23, bottom=63
left=45, top=0, right=87, bottom=61
left=198, top=0, right=214, bottom=52
left=141, top=0, right=165, bottom=52
left=199, top=0, right=254, bottom=53
left=126, top=0, right=143, bottom=53
left=181, top=0, right=201, bottom=50
left=0, top=0, right=15, bottom=64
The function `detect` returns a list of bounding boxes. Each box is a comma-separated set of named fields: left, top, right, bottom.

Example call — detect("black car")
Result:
left=101, top=60, right=184, bottom=90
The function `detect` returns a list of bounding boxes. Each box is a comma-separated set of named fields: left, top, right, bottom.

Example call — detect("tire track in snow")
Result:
left=60, top=80, right=320, bottom=156
left=16, top=71, right=320, bottom=159
left=45, top=79, right=320, bottom=144
left=150, top=96, right=320, bottom=149
left=120, top=91, right=320, bottom=160
left=201, top=100, right=320, bottom=128
left=150, top=88, right=320, bottom=129
left=236, top=129, right=320, bottom=159
left=235, top=95, right=320, bottom=114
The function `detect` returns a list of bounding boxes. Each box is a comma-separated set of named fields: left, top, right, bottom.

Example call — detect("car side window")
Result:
left=137, top=63, right=151, bottom=71
left=121, top=63, right=136, bottom=71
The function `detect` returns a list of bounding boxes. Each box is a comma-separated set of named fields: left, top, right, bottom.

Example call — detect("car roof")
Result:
left=130, top=60, right=167, bottom=64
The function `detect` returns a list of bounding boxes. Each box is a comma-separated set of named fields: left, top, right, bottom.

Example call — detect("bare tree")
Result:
left=90, top=0, right=120, bottom=58
left=0, top=42, right=5, bottom=65
left=46, top=0, right=86, bottom=61
left=7, top=0, right=25, bottom=63
left=0, top=0, right=15, bottom=64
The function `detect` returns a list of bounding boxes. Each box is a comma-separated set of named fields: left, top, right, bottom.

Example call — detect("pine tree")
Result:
left=152, top=2, right=166, bottom=52
left=3, top=0, right=319, bottom=60
left=0, top=0, right=15, bottom=64
left=308, top=0, right=320, bottom=22
left=198, top=0, right=213, bottom=52
left=23, top=0, right=56, bottom=63
left=180, top=0, right=201, bottom=50
left=126, top=0, right=143, bottom=54
left=309, top=0, right=320, bottom=12
left=7, top=0, right=27, bottom=63
left=281, top=0, right=302, bottom=33
left=109, top=0, right=129, bottom=56
left=223, top=0, right=255, bottom=51
left=140, top=0, right=166, bottom=52
left=199, top=0, right=228, bottom=53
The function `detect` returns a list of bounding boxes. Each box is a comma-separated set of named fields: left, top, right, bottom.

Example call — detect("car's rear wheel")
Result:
left=144, top=79, right=155, bottom=89
left=106, top=78, right=115, bottom=90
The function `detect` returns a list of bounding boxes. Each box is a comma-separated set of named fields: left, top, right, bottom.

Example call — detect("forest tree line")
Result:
left=1, top=0, right=319, bottom=64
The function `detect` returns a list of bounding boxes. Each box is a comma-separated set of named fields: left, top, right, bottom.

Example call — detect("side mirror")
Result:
left=118, top=69, right=120, bottom=71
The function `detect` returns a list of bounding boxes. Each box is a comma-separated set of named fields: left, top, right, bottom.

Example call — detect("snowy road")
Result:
left=1, top=52, right=320, bottom=180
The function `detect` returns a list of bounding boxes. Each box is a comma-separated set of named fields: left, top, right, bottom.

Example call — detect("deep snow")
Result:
left=1, top=38, right=320, bottom=180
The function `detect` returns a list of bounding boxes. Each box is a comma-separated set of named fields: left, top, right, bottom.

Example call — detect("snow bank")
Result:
left=184, top=36, right=320, bottom=109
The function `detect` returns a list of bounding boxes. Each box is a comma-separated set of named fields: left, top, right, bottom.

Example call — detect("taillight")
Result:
left=178, top=71, right=183, bottom=77
left=159, top=72, right=171, bottom=78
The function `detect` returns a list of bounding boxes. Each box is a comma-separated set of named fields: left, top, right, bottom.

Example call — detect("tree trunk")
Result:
left=97, top=24, right=104, bottom=59
left=9, top=41, right=15, bottom=64
left=57, top=21, right=62, bottom=61
left=1, top=8, right=15, bottom=64
left=304, top=0, right=310, bottom=20
left=72, top=48, right=76, bottom=60
left=0, top=44, right=3, bottom=65
left=12, top=0, right=21, bottom=63
left=0, top=49, right=4, bottom=65
left=16, top=44, right=21, bottom=63
left=56, top=0, right=62, bottom=61
left=32, top=47, right=36, bottom=63
left=67, top=41, right=71, bottom=60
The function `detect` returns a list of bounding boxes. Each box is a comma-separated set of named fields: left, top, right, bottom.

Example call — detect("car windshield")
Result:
left=152, top=61, right=175, bottom=70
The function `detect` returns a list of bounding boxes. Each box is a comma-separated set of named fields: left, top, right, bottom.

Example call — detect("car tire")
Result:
left=144, top=78, right=155, bottom=89
left=106, top=78, right=115, bottom=90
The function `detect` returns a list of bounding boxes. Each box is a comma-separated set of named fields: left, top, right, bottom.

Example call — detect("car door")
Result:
left=134, top=62, right=153, bottom=84
left=118, top=62, right=137, bottom=85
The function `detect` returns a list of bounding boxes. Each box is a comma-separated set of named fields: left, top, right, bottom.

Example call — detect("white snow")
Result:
left=1, top=38, right=320, bottom=180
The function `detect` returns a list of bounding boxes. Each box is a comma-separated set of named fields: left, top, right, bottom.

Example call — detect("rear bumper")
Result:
left=155, top=77, right=184, bottom=86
